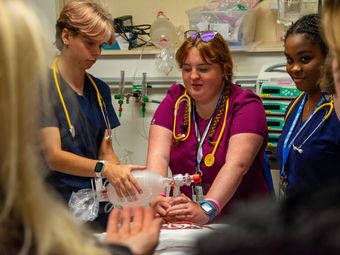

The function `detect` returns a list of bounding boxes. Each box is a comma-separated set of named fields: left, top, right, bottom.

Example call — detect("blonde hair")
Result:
left=322, top=0, right=340, bottom=67
left=56, top=0, right=115, bottom=50
left=0, top=1, right=109, bottom=254
left=322, top=0, right=340, bottom=64
left=321, top=0, right=340, bottom=95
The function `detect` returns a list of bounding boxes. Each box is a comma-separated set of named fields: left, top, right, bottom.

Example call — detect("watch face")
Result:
left=201, top=203, right=213, bottom=213
left=95, top=162, right=104, bottom=173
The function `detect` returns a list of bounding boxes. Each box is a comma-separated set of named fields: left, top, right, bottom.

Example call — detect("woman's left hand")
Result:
left=165, top=194, right=209, bottom=224
left=150, top=195, right=172, bottom=217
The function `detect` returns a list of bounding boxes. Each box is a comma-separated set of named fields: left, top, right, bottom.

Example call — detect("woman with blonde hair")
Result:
left=0, top=0, right=161, bottom=254
left=40, top=0, right=145, bottom=229
left=322, top=0, right=340, bottom=118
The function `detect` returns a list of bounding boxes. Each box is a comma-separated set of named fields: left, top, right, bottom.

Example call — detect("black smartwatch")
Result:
left=94, top=160, right=107, bottom=178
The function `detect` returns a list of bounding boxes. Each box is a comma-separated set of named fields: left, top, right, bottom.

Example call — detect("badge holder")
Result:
left=94, top=177, right=109, bottom=202
left=192, top=182, right=211, bottom=202
left=192, top=184, right=204, bottom=202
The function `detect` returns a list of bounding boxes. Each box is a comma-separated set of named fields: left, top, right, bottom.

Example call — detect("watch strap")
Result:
left=204, top=198, right=221, bottom=214
left=94, top=160, right=107, bottom=178
left=199, top=199, right=218, bottom=222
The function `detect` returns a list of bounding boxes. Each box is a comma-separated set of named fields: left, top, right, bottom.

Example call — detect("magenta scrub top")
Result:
left=151, top=83, right=269, bottom=216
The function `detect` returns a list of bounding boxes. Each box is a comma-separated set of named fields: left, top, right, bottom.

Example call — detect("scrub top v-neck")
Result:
left=41, top=71, right=119, bottom=200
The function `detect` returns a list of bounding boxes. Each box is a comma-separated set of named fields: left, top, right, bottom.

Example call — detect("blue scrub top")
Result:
left=41, top=71, right=120, bottom=201
left=277, top=95, right=340, bottom=192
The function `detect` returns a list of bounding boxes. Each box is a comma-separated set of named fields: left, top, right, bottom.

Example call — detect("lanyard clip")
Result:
left=195, top=166, right=203, bottom=176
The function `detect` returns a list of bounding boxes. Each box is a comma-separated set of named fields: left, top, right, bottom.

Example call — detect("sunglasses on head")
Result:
left=184, top=30, right=219, bottom=42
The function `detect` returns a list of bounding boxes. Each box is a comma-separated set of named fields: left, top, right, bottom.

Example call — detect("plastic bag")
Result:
left=187, top=0, right=260, bottom=45
left=204, top=0, right=261, bottom=10
left=155, top=36, right=176, bottom=75
left=151, top=12, right=178, bottom=75
left=68, top=188, right=99, bottom=222
left=150, top=11, right=179, bottom=47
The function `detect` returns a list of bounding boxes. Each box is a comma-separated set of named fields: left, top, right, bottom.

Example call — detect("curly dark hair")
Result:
left=285, top=13, right=328, bottom=57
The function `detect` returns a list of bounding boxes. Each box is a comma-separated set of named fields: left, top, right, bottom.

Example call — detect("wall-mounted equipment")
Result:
left=268, top=132, right=281, bottom=148
left=113, top=71, right=161, bottom=118
left=260, top=84, right=301, bottom=99
left=263, top=100, right=290, bottom=115
left=113, top=15, right=151, bottom=49
left=267, top=116, right=284, bottom=131
left=234, top=78, right=257, bottom=92
left=257, top=63, right=298, bottom=161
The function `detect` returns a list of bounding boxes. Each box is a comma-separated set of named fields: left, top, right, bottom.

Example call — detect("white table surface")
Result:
left=154, top=223, right=226, bottom=255
left=95, top=223, right=226, bottom=255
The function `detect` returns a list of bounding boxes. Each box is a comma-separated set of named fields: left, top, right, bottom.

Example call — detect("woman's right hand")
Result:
left=102, top=163, right=145, bottom=198
left=150, top=195, right=172, bottom=217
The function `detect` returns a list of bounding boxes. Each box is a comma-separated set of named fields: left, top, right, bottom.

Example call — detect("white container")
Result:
left=277, top=0, right=319, bottom=26
left=186, top=5, right=257, bottom=46
left=149, top=14, right=180, bottom=47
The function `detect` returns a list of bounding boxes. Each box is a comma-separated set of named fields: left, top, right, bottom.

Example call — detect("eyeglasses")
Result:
left=184, top=30, right=219, bottom=42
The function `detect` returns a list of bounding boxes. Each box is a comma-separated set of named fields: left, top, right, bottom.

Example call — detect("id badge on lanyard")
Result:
left=192, top=184, right=204, bottom=202
left=192, top=103, right=214, bottom=203
left=279, top=95, right=306, bottom=200
left=94, top=177, right=108, bottom=202
left=192, top=182, right=211, bottom=202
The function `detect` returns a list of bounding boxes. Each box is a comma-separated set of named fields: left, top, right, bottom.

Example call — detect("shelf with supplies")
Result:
left=101, top=47, right=160, bottom=56
left=100, top=41, right=284, bottom=56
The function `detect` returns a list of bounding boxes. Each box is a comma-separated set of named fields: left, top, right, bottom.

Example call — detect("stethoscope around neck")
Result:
left=52, top=58, right=112, bottom=141
left=281, top=92, right=334, bottom=176
left=172, top=85, right=229, bottom=170
left=285, top=92, right=334, bottom=153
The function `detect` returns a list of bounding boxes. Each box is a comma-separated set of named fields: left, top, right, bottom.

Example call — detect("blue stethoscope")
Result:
left=281, top=92, right=334, bottom=177
left=52, top=58, right=112, bottom=141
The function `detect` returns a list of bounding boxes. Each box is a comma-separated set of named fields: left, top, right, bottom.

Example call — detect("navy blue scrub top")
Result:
left=41, top=70, right=120, bottom=201
left=277, top=95, right=340, bottom=192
